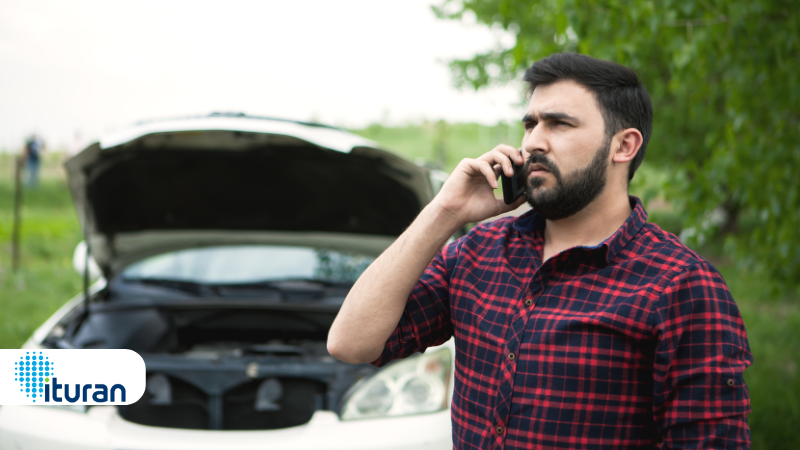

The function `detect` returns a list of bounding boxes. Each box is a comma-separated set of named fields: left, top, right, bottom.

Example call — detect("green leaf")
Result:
left=556, top=12, right=568, bottom=35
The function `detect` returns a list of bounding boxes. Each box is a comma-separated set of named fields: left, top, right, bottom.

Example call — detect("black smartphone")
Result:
left=501, top=153, right=527, bottom=205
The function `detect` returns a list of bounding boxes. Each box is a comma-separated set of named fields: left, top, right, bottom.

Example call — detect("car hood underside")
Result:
left=65, top=126, right=433, bottom=277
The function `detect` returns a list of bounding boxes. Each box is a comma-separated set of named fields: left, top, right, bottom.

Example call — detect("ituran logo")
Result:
left=0, top=350, right=145, bottom=405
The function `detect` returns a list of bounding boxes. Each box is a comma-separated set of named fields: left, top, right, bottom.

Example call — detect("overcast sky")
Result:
left=0, top=0, right=525, bottom=151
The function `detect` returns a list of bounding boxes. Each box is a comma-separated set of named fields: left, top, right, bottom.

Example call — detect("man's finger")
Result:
left=482, top=144, right=526, bottom=165
left=477, top=145, right=517, bottom=161
left=479, top=147, right=527, bottom=176
left=469, top=160, right=498, bottom=189
left=492, top=164, right=503, bottom=177
left=479, top=150, right=514, bottom=177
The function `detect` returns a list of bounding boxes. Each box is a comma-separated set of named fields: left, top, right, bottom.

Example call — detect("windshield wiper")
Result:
left=215, top=279, right=346, bottom=300
left=125, top=278, right=350, bottom=299
left=126, top=278, right=228, bottom=297
left=222, top=278, right=352, bottom=290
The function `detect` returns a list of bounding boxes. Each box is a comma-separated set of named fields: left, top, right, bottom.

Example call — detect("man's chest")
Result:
left=445, top=248, right=665, bottom=444
left=447, top=245, right=663, bottom=378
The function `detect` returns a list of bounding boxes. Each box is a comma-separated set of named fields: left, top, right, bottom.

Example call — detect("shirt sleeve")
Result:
left=651, top=262, right=753, bottom=449
left=371, top=238, right=458, bottom=368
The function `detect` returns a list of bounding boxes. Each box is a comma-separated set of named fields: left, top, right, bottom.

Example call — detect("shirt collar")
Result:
left=512, top=196, right=648, bottom=263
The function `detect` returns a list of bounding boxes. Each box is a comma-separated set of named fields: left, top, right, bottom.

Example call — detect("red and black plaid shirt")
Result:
left=374, top=196, right=752, bottom=449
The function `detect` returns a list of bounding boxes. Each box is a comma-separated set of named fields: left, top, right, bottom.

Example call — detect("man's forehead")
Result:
left=526, top=80, right=598, bottom=118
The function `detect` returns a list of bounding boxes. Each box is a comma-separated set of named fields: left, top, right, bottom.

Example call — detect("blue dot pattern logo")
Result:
left=14, top=351, right=53, bottom=403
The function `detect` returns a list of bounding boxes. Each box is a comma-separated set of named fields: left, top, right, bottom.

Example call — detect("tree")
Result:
left=434, top=0, right=800, bottom=292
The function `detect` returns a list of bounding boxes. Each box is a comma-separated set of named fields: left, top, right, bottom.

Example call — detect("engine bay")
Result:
left=43, top=299, right=376, bottom=430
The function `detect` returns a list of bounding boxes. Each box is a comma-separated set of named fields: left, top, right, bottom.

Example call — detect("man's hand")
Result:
left=433, top=144, right=529, bottom=225
left=327, top=144, right=529, bottom=364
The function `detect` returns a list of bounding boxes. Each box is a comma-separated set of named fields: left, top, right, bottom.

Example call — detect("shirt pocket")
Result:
left=473, top=296, right=512, bottom=345
left=451, top=275, right=517, bottom=346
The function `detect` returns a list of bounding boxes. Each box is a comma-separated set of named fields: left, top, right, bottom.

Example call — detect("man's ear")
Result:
left=612, top=128, right=643, bottom=164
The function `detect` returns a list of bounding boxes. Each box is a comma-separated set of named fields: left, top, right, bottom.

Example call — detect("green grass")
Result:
left=0, top=130, right=797, bottom=448
left=721, top=265, right=800, bottom=448
left=0, top=165, right=83, bottom=349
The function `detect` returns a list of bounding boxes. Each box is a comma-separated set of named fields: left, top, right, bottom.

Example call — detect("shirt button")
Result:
left=727, top=378, right=735, bottom=387
left=524, top=298, right=533, bottom=306
left=496, top=426, right=504, bottom=435
left=507, top=352, right=515, bottom=361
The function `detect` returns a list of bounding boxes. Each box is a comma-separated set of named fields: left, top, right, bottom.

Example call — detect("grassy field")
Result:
left=0, top=125, right=797, bottom=447
left=0, top=153, right=83, bottom=351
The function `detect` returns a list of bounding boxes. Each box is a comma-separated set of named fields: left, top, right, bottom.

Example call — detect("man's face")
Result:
left=521, top=80, right=611, bottom=220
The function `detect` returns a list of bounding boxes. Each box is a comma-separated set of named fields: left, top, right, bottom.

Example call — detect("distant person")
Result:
left=23, top=133, right=44, bottom=188
left=328, top=53, right=752, bottom=449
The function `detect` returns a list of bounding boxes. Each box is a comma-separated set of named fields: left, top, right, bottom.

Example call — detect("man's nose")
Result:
left=522, top=125, right=548, bottom=159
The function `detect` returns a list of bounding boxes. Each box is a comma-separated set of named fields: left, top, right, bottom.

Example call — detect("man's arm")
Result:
left=652, top=263, right=753, bottom=449
left=327, top=145, right=529, bottom=364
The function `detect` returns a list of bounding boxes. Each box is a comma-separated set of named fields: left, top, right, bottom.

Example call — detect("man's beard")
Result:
left=526, top=136, right=611, bottom=221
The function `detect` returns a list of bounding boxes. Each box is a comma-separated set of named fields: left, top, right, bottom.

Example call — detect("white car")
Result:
left=0, top=113, right=455, bottom=450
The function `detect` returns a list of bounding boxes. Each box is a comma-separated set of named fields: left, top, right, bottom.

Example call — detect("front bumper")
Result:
left=0, top=405, right=451, bottom=450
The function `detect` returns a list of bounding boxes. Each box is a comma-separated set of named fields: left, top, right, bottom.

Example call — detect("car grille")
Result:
left=223, top=378, right=324, bottom=430
left=119, top=376, right=209, bottom=429
left=119, top=374, right=326, bottom=430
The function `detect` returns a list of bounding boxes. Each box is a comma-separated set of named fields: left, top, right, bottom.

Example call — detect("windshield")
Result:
left=121, top=245, right=374, bottom=285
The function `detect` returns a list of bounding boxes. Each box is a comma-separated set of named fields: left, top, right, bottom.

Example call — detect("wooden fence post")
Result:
left=12, top=154, right=23, bottom=271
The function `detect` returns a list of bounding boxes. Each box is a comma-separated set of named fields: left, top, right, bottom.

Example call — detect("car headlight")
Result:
left=341, top=347, right=451, bottom=420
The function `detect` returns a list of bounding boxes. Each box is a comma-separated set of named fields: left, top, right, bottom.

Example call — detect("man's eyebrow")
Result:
left=521, top=111, right=580, bottom=123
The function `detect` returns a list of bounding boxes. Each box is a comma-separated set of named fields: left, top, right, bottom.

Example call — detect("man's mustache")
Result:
left=527, top=153, right=559, bottom=176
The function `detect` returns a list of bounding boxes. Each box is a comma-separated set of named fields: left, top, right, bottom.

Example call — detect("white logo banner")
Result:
left=0, top=349, right=145, bottom=405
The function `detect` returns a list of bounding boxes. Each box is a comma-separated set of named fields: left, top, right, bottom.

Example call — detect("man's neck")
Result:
left=541, top=190, right=632, bottom=262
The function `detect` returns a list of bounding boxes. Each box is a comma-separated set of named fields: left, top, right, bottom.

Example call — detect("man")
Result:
left=328, top=53, right=752, bottom=449
left=24, top=133, right=44, bottom=188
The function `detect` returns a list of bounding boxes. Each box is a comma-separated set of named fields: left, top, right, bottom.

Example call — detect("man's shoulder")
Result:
left=464, top=215, right=520, bottom=241
left=628, top=221, right=720, bottom=277
left=445, top=215, right=524, bottom=260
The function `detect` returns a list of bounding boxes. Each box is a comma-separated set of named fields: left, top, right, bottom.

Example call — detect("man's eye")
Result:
left=556, top=120, right=569, bottom=126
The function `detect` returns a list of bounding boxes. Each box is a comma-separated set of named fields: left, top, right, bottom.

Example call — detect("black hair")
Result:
left=523, top=53, right=653, bottom=181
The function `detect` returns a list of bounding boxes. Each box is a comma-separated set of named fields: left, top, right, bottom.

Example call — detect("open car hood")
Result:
left=65, top=114, right=435, bottom=278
